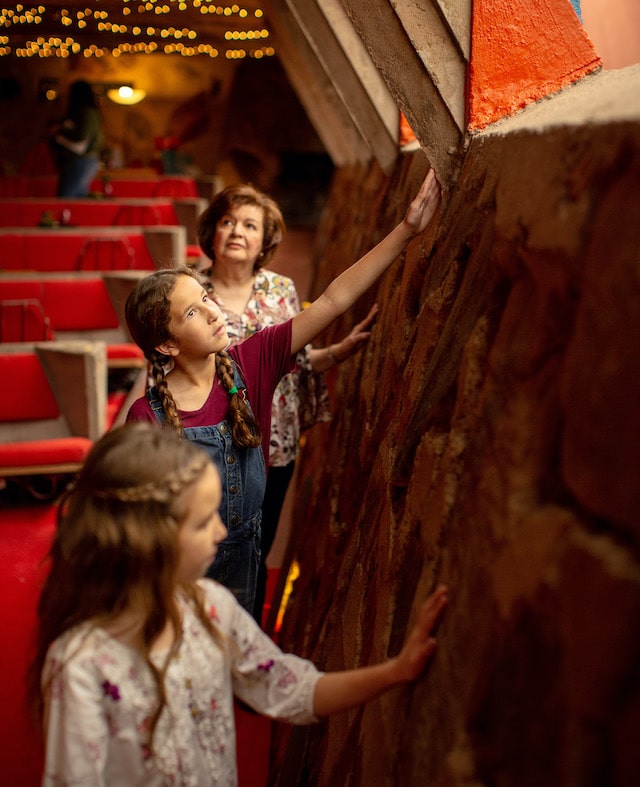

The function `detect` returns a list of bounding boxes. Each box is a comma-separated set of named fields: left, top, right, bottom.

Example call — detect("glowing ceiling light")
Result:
left=107, top=84, right=146, bottom=104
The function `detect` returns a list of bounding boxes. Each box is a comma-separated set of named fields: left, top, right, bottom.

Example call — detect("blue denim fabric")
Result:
left=57, top=154, right=99, bottom=198
left=207, top=536, right=260, bottom=613
left=147, top=363, right=266, bottom=613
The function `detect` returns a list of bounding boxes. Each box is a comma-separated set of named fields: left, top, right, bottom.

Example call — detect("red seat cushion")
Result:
left=42, top=279, right=120, bottom=331
left=106, top=391, right=128, bottom=429
left=0, top=437, right=92, bottom=468
left=0, top=281, right=43, bottom=301
left=106, top=343, right=145, bottom=361
left=0, top=353, right=59, bottom=421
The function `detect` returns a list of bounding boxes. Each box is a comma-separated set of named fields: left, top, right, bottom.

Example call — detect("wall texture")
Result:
left=469, top=0, right=600, bottom=129
left=270, top=65, right=640, bottom=786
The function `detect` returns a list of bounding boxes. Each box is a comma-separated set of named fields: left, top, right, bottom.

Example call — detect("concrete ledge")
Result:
left=483, top=64, right=640, bottom=135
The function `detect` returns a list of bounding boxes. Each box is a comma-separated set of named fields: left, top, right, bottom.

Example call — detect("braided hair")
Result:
left=28, top=423, right=227, bottom=754
left=124, top=266, right=261, bottom=447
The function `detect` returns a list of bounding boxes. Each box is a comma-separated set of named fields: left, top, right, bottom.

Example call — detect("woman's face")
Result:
left=212, top=203, right=265, bottom=269
left=176, top=463, right=227, bottom=583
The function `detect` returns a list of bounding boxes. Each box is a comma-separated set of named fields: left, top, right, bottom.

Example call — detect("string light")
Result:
left=0, top=2, right=274, bottom=58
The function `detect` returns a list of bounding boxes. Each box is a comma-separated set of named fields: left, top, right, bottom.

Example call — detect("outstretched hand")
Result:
left=394, top=584, right=448, bottom=682
left=333, top=304, right=379, bottom=361
left=402, top=168, right=441, bottom=237
left=290, top=167, right=441, bottom=358
left=311, top=584, right=448, bottom=717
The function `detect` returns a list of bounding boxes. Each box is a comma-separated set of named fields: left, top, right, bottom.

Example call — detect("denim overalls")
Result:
left=147, top=363, right=266, bottom=613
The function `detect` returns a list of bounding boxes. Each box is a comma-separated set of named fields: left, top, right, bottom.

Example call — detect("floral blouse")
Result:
left=211, top=269, right=329, bottom=468
left=42, top=580, right=321, bottom=786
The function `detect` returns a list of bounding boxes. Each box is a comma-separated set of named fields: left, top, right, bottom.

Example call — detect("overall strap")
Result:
left=146, top=385, right=166, bottom=424
left=230, top=358, right=245, bottom=391
left=146, top=356, right=252, bottom=424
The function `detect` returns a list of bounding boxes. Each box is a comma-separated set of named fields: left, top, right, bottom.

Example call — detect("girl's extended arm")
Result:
left=290, top=168, right=441, bottom=355
left=312, top=584, right=448, bottom=717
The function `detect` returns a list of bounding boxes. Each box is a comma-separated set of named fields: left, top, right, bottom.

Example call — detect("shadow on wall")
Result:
left=216, top=147, right=334, bottom=229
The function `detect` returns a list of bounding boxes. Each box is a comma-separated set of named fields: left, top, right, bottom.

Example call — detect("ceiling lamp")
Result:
left=107, top=85, right=146, bottom=105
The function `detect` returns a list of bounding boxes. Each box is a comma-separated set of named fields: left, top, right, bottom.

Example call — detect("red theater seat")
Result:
left=0, top=437, right=92, bottom=474
left=0, top=299, right=54, bottom=342
left=0, top=352, right=94, bottom=477
left=76, top=238, right=137, bottom=271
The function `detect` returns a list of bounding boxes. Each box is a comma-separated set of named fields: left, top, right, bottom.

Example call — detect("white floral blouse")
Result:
left=42, top=580, right=321, bottom=786
left=210, top=269, right=329, bottom=468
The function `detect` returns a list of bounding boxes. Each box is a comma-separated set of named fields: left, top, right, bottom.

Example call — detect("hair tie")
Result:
left=228, top=386, right=239, bottom=395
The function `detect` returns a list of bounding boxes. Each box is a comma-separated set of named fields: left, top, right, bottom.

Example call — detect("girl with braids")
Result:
left=29, top=423, right=448, bottom=786
left=197, top=182, right=379, bottom=626
left=125, top=168, right=441, bottom=614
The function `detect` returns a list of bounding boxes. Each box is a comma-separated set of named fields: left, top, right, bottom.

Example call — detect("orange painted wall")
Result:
left=469, top=0, right=601, bottom=129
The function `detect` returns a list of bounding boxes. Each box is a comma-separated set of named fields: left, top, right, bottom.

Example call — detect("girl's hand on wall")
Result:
left=393, top=584, right=448, bottom=682
left=311, top=584, right=448, bottom=716
left=402, top=168, right=441, bottom=237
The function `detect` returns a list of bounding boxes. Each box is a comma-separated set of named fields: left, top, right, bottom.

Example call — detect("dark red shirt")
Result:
left=127, top=320, right=295, bottom=468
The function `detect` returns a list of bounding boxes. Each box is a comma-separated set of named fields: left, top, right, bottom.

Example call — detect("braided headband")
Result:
left=85, top=453, right=209, bottom=504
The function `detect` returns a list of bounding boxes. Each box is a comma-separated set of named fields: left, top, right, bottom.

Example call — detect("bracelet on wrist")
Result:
left=327, top=345, right=344, bottom=365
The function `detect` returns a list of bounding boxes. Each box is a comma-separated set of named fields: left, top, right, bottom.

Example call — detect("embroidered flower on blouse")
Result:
left=137, top=717, right=153, bottom=761
left=257, top=659, right=274, bottom=673
left=137, top=716, right=152, bottom=735
left=277, top=666, right=298, bottom=689
left=102, top=680, right=120, bottom=701
left=87, top=740, right=102, bottom=763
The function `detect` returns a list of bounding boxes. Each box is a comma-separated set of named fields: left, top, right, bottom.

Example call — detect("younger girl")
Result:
left=125, top=168, right=441, bottom=613
left=29, top=423, right=448, bottom=786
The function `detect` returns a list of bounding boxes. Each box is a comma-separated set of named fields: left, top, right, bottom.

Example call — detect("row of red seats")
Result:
left=0, top=194, right=190, bottom=484
left=0, top=198, right=179, bottom=228
left=0, top=195, right=203, bottom=276
left=0, top=275, right=145, bottom=366
left=0, top=173, right=199, bottom=199
left=0, top=273, right=148, bottom=481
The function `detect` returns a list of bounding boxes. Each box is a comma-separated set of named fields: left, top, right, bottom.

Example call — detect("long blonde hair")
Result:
left=28, top=423, right=226, bottom=750
left=124, top=266, right=261, bottom=447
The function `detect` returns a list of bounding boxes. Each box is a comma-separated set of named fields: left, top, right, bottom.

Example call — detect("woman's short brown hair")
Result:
left=197, top=183, right=285, bottom=271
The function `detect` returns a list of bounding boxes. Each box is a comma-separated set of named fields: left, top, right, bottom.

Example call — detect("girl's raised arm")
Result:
left=290, top=168, right=441, bottom=354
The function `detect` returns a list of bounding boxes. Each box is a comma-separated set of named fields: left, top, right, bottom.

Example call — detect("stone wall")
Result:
left=270, top=66, right=640, bottom=786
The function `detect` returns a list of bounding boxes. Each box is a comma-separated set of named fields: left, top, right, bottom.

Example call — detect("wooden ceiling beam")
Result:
left=267, top=0, right=400, bottom=171
left=338, top=0, right=467, bottom=181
